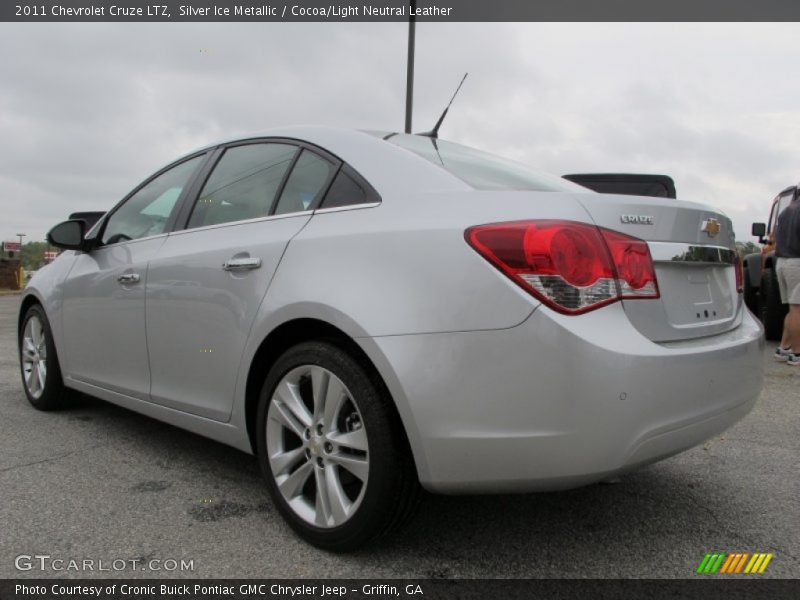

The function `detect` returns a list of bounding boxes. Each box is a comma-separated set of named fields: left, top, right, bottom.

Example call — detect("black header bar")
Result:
left=3, top=0, right=800, bottom=22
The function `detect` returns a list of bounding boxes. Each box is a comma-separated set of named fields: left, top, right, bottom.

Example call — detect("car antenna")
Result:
left=419, top=72, right=468, bottom=139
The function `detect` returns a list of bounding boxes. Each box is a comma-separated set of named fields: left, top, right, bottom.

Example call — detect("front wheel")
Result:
left=19, top=304, right=71, bottom=410
left=256, top=341, right=419, bottom=551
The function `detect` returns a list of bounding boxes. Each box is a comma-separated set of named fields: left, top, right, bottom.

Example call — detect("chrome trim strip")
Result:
left=168, top=211, right=314, bottom=236
left=313, top=202, right=381, bottom=214
left=129, top=202, right=380, bottom=240
left=648, top=242, right=737, bottom=265
left=91, top=232, right=169, bottom=250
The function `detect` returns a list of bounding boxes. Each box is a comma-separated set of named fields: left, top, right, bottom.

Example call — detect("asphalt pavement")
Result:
left=0, top=295, right=798, bottom=579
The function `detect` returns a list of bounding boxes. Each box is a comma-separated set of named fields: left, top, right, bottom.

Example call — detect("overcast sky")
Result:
left=1, top=22, right=799, bottom=243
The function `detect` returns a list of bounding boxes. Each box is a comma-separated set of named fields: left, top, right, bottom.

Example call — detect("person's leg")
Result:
left=780, top=313, right=792, bottom=350
left=787, top=304, right=800, bottom=352
left=776, top=259, right=792, bottom=354
left=785, top=261, right=800, bottom=364
left=781, top=312, right=792, bottom=350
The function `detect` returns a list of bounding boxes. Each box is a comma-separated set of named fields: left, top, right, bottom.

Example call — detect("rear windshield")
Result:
left=383, top=133, right=587, bottom=193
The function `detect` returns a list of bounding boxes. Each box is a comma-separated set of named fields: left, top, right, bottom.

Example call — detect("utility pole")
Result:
left=15, top=232, right=26, bottom=290
left=16, top=233, right=26, bottom=260
left=404, top=0, right=416, bottom=134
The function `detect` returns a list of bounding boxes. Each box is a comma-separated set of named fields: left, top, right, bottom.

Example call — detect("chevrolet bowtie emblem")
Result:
left=701, top=218, right=721, bottom=237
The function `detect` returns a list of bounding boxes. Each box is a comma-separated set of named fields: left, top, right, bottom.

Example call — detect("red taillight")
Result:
left=600, top=229, right=659, bottom=298
left=734, top=254, right=744, bottom=293
left=465, top=220, right=659, bottom=315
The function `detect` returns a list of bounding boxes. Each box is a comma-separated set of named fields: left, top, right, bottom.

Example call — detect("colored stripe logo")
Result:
left=696, top=552, right=773, bottom=574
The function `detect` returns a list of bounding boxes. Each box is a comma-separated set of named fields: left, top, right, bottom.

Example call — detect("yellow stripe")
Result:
left=758, top=554, right=773, bottom=574
left=755, top=554, right=769, bottom=573
left=734, top=553, right=750, bottom=573
left=719, top=554, right=736, bottom=574
left=744, top=554, right=761, bottom=574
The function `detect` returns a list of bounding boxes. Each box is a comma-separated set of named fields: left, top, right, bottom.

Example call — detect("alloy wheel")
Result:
left=266, top=365, right=369, bottom=528
left=21, top=315, right=48, bottom=400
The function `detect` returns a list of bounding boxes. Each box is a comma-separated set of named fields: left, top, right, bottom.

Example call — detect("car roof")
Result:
left=177, top=125, right=470, bottom=197
left=194, top=125, right=384, bottom=154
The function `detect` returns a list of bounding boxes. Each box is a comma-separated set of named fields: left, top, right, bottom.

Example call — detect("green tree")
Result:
left=736, top=240, right=761, bottom=259
left=741, top=241, right=760, bottom=255
left=21, top=241, right=49, bottom=271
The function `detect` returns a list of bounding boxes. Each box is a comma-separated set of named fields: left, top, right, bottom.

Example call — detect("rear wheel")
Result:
left=19, top=304, right=71, bottom=410
left=742, top=269, right=759, bottom=316
left=760, top=268, right=787, bottom=341
left=256, top=341, right=419, bottom=551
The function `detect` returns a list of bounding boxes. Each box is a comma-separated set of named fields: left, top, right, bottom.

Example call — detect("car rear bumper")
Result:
left=369, top=303, right=764, bottom=493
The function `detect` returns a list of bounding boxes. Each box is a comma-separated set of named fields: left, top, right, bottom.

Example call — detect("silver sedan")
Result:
left=18, top=126, right=764, bottom=550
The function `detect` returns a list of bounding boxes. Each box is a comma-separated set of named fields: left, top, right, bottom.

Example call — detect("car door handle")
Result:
left=117, top=273, right=140, bottom=284
left=222, top=257, right=262, bottom=271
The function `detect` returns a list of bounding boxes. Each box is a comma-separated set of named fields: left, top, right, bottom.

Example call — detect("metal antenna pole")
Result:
left=404, top=1, right=416, bottom=133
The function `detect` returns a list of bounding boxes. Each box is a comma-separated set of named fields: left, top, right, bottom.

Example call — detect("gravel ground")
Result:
left=0, top=295, right=798, bottom=579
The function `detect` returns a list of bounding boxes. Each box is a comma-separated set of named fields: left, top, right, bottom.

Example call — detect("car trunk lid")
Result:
left=572, top=193, right=741, bottom=342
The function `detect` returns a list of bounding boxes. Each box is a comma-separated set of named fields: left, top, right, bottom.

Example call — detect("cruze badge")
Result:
left=701, top=218, right=721, bottom=237
left=620, top=214, right=654, bottom=225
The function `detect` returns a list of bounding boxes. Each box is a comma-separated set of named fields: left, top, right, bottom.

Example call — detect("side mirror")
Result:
left=68, top=211, right=106, bottom=233
left=751, top=222, right=766, bottom=241
left=47, top=220, right=86, bottom=250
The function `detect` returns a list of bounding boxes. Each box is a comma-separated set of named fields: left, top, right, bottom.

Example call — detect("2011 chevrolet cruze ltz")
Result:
left=18, top=126, right=764, bottom=550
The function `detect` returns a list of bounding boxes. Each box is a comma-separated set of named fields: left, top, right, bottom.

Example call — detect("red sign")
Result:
left=2, top=241, right=20, bottom=253
left=44, top=251, right=59, bottom=262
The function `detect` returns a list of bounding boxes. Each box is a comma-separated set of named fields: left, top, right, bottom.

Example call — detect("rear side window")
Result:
left=319, top=166, right=379, bottom=209
left=188, top=143, right=297, bottom=228
left=386, top=134, right=585, bottom=193
left=273, top=150, right=335, bottom=215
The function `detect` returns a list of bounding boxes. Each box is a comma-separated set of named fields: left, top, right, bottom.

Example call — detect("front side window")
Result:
left=770, top=190, right=795, bottom=233
left=188, top=143, right=298, bottom=228
left=386, top=134, right=586, bottom=193
left=102, top=155, right=203, bottom=245
left=273, top=150, right=335, bottom=215
left=778, top=191, right=794, bottom=217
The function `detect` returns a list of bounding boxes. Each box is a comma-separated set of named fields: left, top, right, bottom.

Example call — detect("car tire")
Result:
left=19, top=304, right=72, bottom=411
left=760, top=268, right=787, bottom=341
left=742, top=269, right=759, bottom=316
left=256, top=340, right=420, bottom=551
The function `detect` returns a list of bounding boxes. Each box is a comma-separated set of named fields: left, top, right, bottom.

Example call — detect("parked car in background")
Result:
left=19, top=127, right=763, bottom=550
left=563, top=173, right=676, bottom=199
left=744, top=185, right=796, bottom=339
